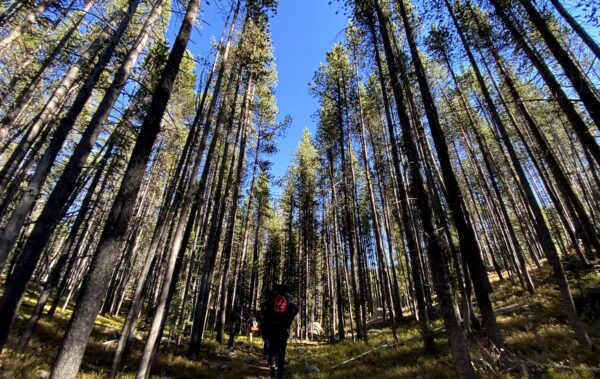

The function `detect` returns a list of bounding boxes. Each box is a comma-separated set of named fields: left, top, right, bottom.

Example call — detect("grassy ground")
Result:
left=1, top=261, right=599, bottom=378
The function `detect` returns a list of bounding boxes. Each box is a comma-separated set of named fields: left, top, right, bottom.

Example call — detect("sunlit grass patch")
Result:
left=0, top=350, right=52, bottom=379
left=545, top=364, right=598, bottom=379
left=1, top=263, right=599, bottom=378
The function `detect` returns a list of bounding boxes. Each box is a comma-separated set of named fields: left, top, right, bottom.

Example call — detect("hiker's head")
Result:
left=273, top=284, right=292, bottom=298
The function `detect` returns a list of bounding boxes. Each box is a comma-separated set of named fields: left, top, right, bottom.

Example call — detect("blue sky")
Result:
left=167, top=0, right=598, bottom=198
left=268, top=0, right=347, bottom=188
left=170, top=0, right=347, bottom=194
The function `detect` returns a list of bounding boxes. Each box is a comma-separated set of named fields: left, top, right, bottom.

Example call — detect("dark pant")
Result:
left=265, top=331, right=288, bottom=379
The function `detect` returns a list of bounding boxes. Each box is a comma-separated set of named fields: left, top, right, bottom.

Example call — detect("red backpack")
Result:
left=272, top=294, right=288, bottom=314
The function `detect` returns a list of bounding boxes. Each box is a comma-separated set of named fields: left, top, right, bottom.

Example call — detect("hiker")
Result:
left=248, top=317, right=259, bottom=343
left=260, top=284, right=299, bottom=379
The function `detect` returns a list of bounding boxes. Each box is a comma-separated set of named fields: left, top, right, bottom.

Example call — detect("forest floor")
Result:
left=1, top=259, right=599, bottom=378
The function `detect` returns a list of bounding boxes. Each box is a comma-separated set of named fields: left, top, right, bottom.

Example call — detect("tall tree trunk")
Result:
left=515, top=0, right=600, bottom=127
left=437, top=37, right=535, bottom=294
left=0, top=0, right=94, bottom=137
left=0, top=0, right=55, bottom=52
left=16, top=138, right=114, bottom=352
left=472, top=5, right=594, bottom=347
left=187, top=66, right=244, bottom=360
left=356, top=71, right=398, bottom=339
left=548, top=0, right=600, bottom=59
left=48, top=1, right=202, bottom=377
left=488, top=0, right=600, bottom=167
left=0, top=0, right=141, bottom=351
left=372, top=3, right=477, bottom=376
left=332, top=96, right=364, bottom=340
left=216, top=75, right=253, bottom=344
left=29, top=0, right=160, bottom=249
left=327, top=163, right=346, bottom=340
left=393, top=0, right=503, bottom=347
left=138, top=61, right=245, bottom=379
left=109, top=3, right=241, bottom=373
left=480, top=38, right=595, bottom=346
left=0, top=0, right=160, bottom=308
left=0, top=13, right=117, bottom=191
left=368, top=9, right=432, bottom=349
left=486, top=43, right=600, bottom=256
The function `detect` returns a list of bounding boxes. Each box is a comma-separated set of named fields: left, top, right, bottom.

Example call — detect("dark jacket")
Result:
left=261, top=294, right=299, bottom=338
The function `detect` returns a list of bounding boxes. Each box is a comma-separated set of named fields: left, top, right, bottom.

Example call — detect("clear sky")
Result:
left=268, top=0, right=347, bottom=192
left=167, top=0, right=598, bottom=198
left=169, top=0, right=347, bottom=195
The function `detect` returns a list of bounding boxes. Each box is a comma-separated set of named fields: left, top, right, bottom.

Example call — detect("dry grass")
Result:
left=1, top=261, right=599, bottom=378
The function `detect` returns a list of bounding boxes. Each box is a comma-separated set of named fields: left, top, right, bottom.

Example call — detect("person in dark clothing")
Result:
left=260, top=284, right=299, bottom=379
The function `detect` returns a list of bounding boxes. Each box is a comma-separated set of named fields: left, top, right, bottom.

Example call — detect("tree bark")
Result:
left=0, top=0, right=94, bottom=137
left=372, top=2, right=477, bottom=375
left=0, top=0, right=56, bottom=52
left=516, top=0, right=600, bottom=127
left=488, top=0, right=600, bottom=167
left=0, top=0, right=141, bottom=352
left=48, top=1, right=202, bottom=377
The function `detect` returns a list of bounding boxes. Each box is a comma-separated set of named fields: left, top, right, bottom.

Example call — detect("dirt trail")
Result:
left=227, top=338, right=320, bottom=378
left=235, top=341, right=272, bottom=379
